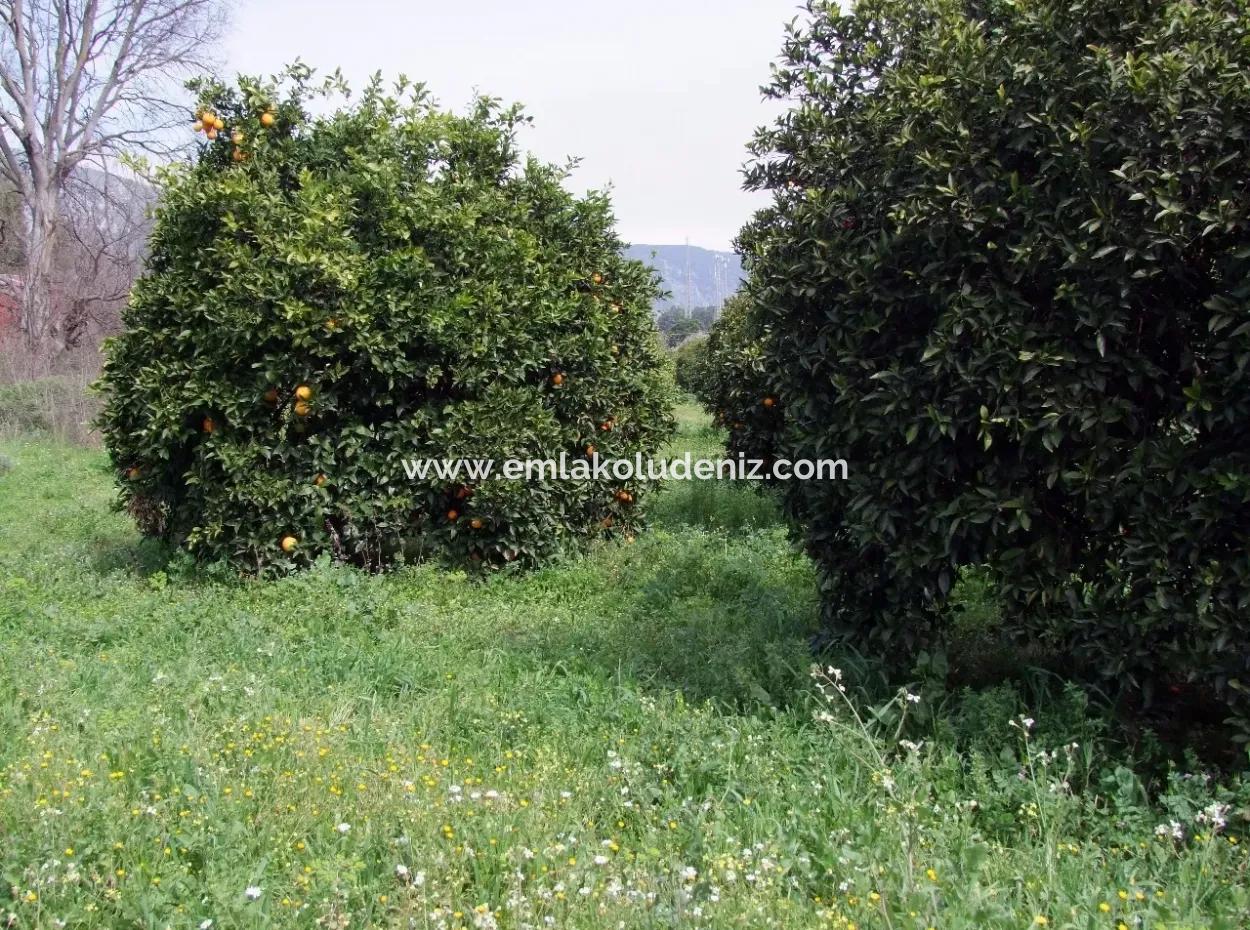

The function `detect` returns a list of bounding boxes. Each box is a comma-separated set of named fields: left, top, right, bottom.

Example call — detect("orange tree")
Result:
left=695, top=294, right=784, bottom=469
left=741, top=1, right=1250, bottom=725
left=98, top=68, right=674, bottom=573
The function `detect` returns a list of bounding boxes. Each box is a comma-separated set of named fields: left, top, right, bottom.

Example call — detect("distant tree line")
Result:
left=655, top=304, right=721, bottom=348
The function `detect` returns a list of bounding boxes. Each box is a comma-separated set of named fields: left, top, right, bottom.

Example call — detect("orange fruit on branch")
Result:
left=260, top=111, right=275, bottom=127
left=293, top=400, right=311, bottom=417
left=294, top=384, right=313, bottom=401
left=280, top=535, right=298, bottom=553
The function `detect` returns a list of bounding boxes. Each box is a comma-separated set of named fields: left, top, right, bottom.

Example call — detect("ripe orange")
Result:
left=294, top=384, right=313, bottom=401
left=469, top=518, right=483, bottom=530
left=206, top=128, right=218, bottom=141
left=262, top=388, right=279, bottom=405
left=551, top=373, right=564, bottom=386
left=231, top=131, right=244, bottom=144
left=447, top=509, right=459, bottom=521
left=762, top=396, right=776, bottom=408
left=585, top=444, right=596, bottom=456
left=192, top=120, right=204, bottom=133
left=280, top=535, right=298, bottom=553
left=201, top=416, right=216, bottom=433
left=455, top=486, right=472, bottom=500
left=232, top=148, right=245, bottom=163
left=293, top=400, right=311, bottom=417
left=615, top=490, right=632, bottom=503
left=126, top=467, right=141, bottom=480
left=260, top=111, right=275, bottom=128
left=591, top=273, right=604, bottom=285
left=212, top=116, right=224, bottom=130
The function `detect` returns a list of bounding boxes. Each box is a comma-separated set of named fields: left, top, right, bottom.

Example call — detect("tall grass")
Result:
left=0, top=339, right=102, bottom=444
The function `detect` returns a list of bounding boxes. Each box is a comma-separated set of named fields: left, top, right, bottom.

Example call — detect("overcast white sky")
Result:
left=222, top=0, right=802, bottom=251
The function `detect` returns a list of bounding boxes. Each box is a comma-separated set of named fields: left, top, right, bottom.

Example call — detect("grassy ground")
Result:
left=1, top=405, right=1247, bottom=929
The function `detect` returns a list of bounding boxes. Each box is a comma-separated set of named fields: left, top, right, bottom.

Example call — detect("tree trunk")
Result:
left=20, top=191, right=59, bottom=373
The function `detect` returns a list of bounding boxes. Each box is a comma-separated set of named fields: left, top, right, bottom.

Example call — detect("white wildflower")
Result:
left=1197, top=802, right=1229, bottom=832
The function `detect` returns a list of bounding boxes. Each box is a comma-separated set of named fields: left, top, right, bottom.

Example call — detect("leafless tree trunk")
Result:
left=55, top=166, right=151, bottom=346
left=0, top=0, right=224, bottom=370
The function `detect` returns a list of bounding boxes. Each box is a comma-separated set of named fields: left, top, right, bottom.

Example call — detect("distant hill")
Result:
left=625, top=244, right=743, bottom=310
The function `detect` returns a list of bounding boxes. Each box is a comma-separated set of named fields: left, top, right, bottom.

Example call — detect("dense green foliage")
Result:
left=4, top=431, right=1250, bottom=928
left=656, top=304, right=718, bottom=338
left=739, top=0, right=1250, bottom=725
left=697, top=294, right=784, bottom=466
left=98, top=69, right=673, bottom=574
left=671, top=333, right=710, bottom=395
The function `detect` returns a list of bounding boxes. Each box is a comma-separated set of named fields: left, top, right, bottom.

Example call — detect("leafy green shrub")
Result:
left=741, top=1, right=1250, bottom=723
left=0, top=376, right=97, bottom=441
left=697, top=294, right=784, bottom=467
left=671, top=334, right=710, bottom=396
left=0, top=379, right=69, bottom=434
left=98, top=68, right=674, bottom=573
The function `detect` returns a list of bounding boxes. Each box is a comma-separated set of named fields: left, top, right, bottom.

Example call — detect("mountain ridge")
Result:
left=624, top=243, right=743, bottom=310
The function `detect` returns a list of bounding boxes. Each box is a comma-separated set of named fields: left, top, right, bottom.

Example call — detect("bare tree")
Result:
left=0, top=0, right=224, bottom=369
left=55, top=166, right=152, bottom=347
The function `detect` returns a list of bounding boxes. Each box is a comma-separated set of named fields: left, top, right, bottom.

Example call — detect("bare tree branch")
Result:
left=0, top=0, right=225, bottom=368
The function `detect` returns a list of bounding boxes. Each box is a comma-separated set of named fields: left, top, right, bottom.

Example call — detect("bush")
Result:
left=98, top=68, right=675, bottom=573
left=671, top=334, right=710, bottom=396
left=697, top=294, right=784, bottom=466
left=740, top=1, right=1250, bottom=724
left=0, top=376, right=99, bottom=443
